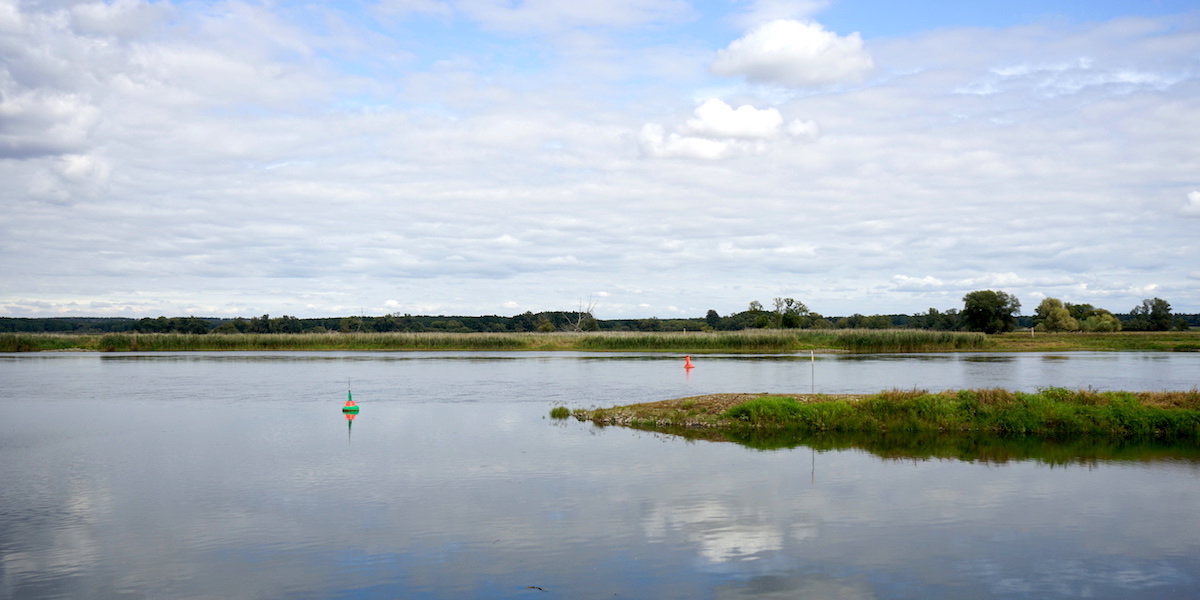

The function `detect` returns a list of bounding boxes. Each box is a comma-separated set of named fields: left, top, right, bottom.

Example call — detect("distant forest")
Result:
left=3, top=299, right=1197, bottom=335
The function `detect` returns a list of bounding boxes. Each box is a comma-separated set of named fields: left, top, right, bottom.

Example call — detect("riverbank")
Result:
left=564, top=389, right=1200, bottom=440
left=1, top=329, right=1197, bottom=353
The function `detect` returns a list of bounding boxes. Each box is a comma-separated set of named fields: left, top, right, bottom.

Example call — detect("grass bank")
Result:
left=1, top=329, right=1195, bottom=353
left=987, top=330, right=1200, bottom=352
left=565, top=388, right=1200, bottom=440
left=0, top=329, right=987, bottom=353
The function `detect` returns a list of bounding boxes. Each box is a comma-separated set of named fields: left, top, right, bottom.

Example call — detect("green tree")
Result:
left=835, top=314, right=864, bottom=329
left=862, top=314, right=892, bottom=329
left=962, top=290, right=1021, bottom=334
left=339, top=316, right=363, bottom=333
left=1065, top=303, right=1095, bottom=320
left=908, top=308, right=960, bottom=331
left=705, top=309, right=720, bottom=329
left=1128, top=297, right=1173, bottom=331
left=273, top=315, right=302, bottom=333
left=212, top=321, right=240, bottom=334
left=1080, top=310, right=1122, bottom=332
left=636, top=317, right=663, bottom=332
left=1034, top=298, right=1079, bottom=332
left=534, top=316, right=557, bottom=332
left=373, top=314, right=398, bottom=332
left=745, top=301, right=770, bottom=328
left=771, top=297, right=809, bottom=328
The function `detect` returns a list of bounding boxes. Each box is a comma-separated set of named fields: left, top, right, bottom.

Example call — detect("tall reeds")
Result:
left=92, top=332, right=534, bottom=351
left=0, top=328, right=1143, bottom=354
left=573, top=330, right=824, bottom=352
left=835, top=329, right=988, bottom=352
left=0, top=333, right=85, bottom=352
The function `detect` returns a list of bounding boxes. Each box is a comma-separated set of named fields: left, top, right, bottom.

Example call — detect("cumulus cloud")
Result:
left=640, top=98, right=818, bottom=159
left=638, top=123, right=731, bottom=159
left=684, top=98, right=784, bottom=138
left=1182, top=191, right=1200, bottom=217
left=711, top=19, right=874, bottom=87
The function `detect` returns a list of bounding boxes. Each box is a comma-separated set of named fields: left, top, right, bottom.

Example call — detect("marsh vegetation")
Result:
left=5, top=328, right=1197, bottom=353
left=568, top=388, right=1200, bottom=440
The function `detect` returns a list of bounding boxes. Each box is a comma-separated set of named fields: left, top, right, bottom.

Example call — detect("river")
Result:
left=1, top=351, right=1198, bottom=599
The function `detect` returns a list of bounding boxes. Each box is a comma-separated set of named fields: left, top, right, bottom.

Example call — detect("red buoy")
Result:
left=684, top=355, right=694, bottom=369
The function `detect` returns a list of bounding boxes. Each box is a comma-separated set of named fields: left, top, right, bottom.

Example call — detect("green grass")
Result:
left=549, top=406, right=571, bottom=419
left=718, top=388, right=1200, bottom=439
left=988, top=330, right=1200, bottom=352
left=2, top=329, right=1194, bottom=353
left=0, top=329, right=991, bottom=353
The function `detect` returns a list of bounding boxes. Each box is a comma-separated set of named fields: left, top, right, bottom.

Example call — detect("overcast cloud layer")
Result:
left=2, top=0, right=1198, bottom=319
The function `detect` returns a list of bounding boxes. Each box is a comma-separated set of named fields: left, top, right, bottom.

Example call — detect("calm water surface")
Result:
left=1, top=351, right=1199, bottom=599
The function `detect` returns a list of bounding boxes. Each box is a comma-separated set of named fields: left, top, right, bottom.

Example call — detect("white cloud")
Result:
left=785, top=118, right=819, bottom=139
left=1182, top=191, right=1200, bottom=217
left=638, top=122, right=733, bottom=160
left=684, top=98, right=784, bottom=139
left=957, top=56, right=1185, bottom=99
left=69, top=0, right=173, bottom=37
left=711, top=19, right=874, bottom=87
left=0, top=3, right=1198, bottom=318
left=891, top=275, right=946, bottom=291
left=640, top=99, right=818, bottom=159
left=961, top=272, right=1026, bottom=288
left=0, top=90, right=100, bottom=159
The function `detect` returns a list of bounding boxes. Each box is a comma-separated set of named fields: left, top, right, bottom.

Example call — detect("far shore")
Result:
left=2, top=329, right=1198, bottom=353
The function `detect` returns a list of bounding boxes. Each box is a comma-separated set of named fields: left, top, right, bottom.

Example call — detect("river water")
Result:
left=1, top=351, right=1198, bottom=599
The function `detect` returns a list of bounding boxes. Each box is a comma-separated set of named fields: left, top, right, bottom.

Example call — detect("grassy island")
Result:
left=563, top=388, right=1200, bottom=441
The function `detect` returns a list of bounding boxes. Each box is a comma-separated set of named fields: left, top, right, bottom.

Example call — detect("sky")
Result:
left=2, top=0, right=1199, bottom=320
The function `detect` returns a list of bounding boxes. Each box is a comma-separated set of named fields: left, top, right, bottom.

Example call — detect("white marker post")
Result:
left=810, top=350, right=815, bottom=395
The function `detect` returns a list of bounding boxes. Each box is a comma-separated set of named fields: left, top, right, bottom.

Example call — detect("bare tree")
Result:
left=565, top=298, right=599, bottom=332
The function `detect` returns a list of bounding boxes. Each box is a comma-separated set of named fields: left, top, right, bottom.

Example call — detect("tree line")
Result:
left=1, top=292, right=1195, bottom=334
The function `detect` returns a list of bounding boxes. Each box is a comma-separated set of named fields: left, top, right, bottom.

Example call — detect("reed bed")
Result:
left=836, top=329, right=988, bottom=352
left=3, top=329, right=1191, bottom=353
left=87, top=332, right=535, bottom=352
left=0, top=333, right=89, bottom=352
left=572, top=330, right=826, bottom=352
left=1, top=329, right=987, bottom=353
